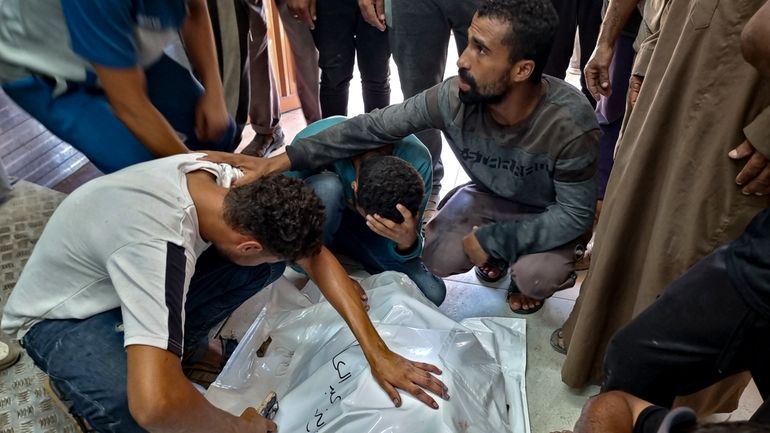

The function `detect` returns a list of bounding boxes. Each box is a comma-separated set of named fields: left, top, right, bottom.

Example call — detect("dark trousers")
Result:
left=3, top=55, right=236, bottom=174
left=595, top=32, right=636, bottom=199
left=544, top=0, right=603, bottom=107
left=387, top=0, right=482, bottom=194
left=312, top=0, right=391, bottom=117
left=21, top=247, right=286, bottom=432
left=602, top=246, right=770, bottom=422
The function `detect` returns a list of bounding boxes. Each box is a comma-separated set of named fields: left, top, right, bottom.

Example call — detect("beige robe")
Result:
left=562, top=0, right=770, bottom=415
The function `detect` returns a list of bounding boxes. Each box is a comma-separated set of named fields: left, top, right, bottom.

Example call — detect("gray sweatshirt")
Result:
left=287, top=76, right=599, bottom=263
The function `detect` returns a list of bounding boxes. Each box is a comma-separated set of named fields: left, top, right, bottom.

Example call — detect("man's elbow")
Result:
left=128, top=388, right=179, bottom=431
left=570, top=206, right=595, bottom=235
left=741, top=16, right=770, bottom=76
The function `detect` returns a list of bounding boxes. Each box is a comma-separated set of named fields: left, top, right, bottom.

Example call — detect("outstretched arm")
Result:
left=297, top=247, right=449, bottom=409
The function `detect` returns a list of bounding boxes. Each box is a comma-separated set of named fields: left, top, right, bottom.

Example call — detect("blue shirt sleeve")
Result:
left=61, top=0, right=137, bottom=68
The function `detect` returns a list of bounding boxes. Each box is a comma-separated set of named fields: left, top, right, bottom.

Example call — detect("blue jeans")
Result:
left=2, top=55, right=236, bottom=174
left=307, top=172, right=446, bottom=305
left=21, top=247, right=285, bottom=433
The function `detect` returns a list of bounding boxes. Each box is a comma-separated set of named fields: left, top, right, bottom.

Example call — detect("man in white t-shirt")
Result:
left=1, top=154, right=448, bottom=433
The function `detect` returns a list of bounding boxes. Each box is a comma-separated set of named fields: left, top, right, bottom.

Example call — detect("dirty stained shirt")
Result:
left=286, top=76, right=599, bottom=263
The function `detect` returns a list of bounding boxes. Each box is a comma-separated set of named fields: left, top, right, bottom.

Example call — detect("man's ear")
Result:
left=510, top=59, right=535, bottom=83
left=236, top=239, right=264, bottom=254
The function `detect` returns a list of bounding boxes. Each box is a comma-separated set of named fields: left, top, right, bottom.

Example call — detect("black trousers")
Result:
left=312, top=0, right=391, bottom=117
left=602, top=246, right=770, bottom=422
left=544, top=0, right=603, bottom=107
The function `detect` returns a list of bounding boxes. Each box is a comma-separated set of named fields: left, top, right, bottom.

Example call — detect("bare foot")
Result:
left=507, top=292, right=542, bottom=312
left=478, top=263, right=504, bottom=280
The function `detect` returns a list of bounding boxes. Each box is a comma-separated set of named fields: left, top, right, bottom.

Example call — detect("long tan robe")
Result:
left=562, top=0, right=770, bottom=415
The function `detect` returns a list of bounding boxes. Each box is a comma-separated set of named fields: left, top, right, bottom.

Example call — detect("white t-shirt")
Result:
left=1, top=154, right=242, bottom=357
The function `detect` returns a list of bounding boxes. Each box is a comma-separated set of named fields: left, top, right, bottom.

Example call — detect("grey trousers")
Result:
left=423, top=184, right=582, bottom=300
left=385, top=0, right=483, bottom=194
left=248, top=0, right=321, bottom=135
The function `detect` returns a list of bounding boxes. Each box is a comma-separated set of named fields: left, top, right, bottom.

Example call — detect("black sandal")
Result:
left=550, top=328, right=567, bottom=355
left=506, top=281, right=545, bottom=315
left=474, top=257, right=509, bottom=283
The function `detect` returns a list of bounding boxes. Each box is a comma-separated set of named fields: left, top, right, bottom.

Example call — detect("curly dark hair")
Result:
left=356, top=155, right=425, bottom=224
left=477, top=0, right=558, bottom=82
left=223, top=174, right=325, bottom=261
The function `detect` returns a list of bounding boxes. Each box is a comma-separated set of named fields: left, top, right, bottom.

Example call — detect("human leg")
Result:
left=422, top=186, right=486, bottom=278
left=303, top=172, right=346, bottom=245
left=354, top=13, right=391, bottom=112
left=240, top=0, right=284, bottom=156
left=543, top=0, right=577, bottom=79
left=183, top=246, right=286, bottom=347
left=576, top=0, right=603, bottom=106
left=387, top=0, right=451, bottom=195
left=207, top=0, right=251, bottom=141
left=508, top=242, right=582, bottom=312
left=3, top=77, right=154, bottom=174
left=596, top=33, right=636, bottom=199
left=276, top=0, right=322, bottom=123
left=446, top=0, right=481, bottom=56
left=312, top=0, right=357, bottom=117
left=22, top=310, right=148, bottom=432
left=330, top=209, right=446, bottom=305
left=246, top=0, right=281, bottom=136
left=3, top=56, right=235, bottom=174
left=423, top=184, right=536, bottom=278
left=602, top=247, right=770, bottom=408
left=144, top=54, right=237, bottom=152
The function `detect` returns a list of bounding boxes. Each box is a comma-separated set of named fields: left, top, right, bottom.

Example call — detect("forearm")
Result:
left=182, top=0, right=224, bottom=97
left=288, top=87, right=443, bottom=171
left=138, top=382, right=249, bottom=433
left=298, top=248, right=389, bottom=360
left=596, top=0, right=643, bottom=50
left=390, top=233, right=423, bottom=261
left=126, top=347, right=249, bottom=433
left=475, top=179, right=596, bottom=262
left=111, top=94, right=189, bottom=157
left=95, top=65, right=189, bottom=157
left=744, top=106, right=770, bottom=157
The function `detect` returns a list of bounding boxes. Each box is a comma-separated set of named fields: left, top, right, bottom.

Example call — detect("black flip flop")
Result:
left=550, top=328, right=567, bottom=355
left=474, top=257, right=509, bottom=283
left=506, top=282, right=545, bottom=315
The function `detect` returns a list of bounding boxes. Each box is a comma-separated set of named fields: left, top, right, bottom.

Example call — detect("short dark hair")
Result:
left=477, top=0, right=558, bottom=82
left=223, top=174, right=325, bottom=261
left=356, top=155, right=425, bottom=224
left=685, top=422, right=770, bottom=433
